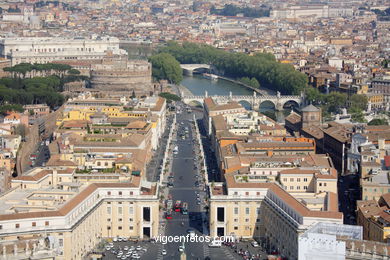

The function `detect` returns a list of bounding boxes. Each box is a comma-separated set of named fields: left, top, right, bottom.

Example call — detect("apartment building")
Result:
left=209, top=174, right=343, bottom=260
left=356, top=193, right=390, bottom=244
left=203, top=97, right=246, bottom=136
left=0, top=36, right=125, bottom=66
left=0, top=167, right=159, bottom=260
left=56, top=95, right=166, bottom=150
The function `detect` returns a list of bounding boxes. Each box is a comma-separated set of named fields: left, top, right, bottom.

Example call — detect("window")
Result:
left=107, top=226, right=111, bottom=230
left=290, top=178, right=294, bottom=181
left=129, top=207, right=134, bottom=214
left=32, top=222, right=36, bottom=227
left=59, top=239, right=63, bottom=247
left=245, top=218, right=249, bottom=222
left=45, top=221, right=49, bottom=226
left=107, top=191, right=111, bottom=195
left=119, top=191, right=122, bottom=196
left=245, top=192, right=249, bottom=196
left=256, top=219, right=260, bottom=222
left=130, top=226, right=133, bottom=230
left=119, top=218, right=122, bottom=222
left=130, top=191, right=133, bottom=195
left=107, top=218, right=111, bottom=222
left=234, top=226, right=238, bottom=230
left=129, top=218, right=133, bottom=222
left=256, top=192, right=260, bottom=196
left=304, top=178, right=308, bottom=182
left=234, top=192, right=238, bottom=195
left=290, top=186, right=294, bottom=190
left=0, top=225, right=2, bottom=230
left=297, top=178, right=301, bottom=182
left=283, top=178, right=287, bottom=182
left=246, top=207, right=250, bottom=214
left=118, top=207, right=123, bottom=215
left=304, top=186, right=308, bottom=190
left=297, top=186, right=300, bottom=190
left=319, top=183, right=322, bottom=186
left=324, top=183, right=327, bottom=187
left=15, top=224, right=20, bottom=228
left=118, top=226, right=122, bottom=230
left=256, top=207, right=261, bottom=214
left=234, top=207, right=238, bottom=214
left=107, top=206, right=111, bottom=214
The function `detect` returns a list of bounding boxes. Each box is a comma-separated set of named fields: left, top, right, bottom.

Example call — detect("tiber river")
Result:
left=181, top=75, right=292, bottom=123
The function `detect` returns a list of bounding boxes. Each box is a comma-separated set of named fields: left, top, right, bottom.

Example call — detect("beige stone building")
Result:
left=209, top=174, right=343, bottom=260
left=90, top=55, right=152, bottom=95
left=0, top=167, right=159, bottom=260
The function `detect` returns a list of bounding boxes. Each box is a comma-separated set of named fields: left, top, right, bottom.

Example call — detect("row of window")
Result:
left=233, top=191, right=261, bottom=196
left=233, top=226, right=259, bottom=231
left=106, top=191, right=134, bottom=196
left=107, top=206, right=134, bottom=215
left=107, top=226, right=134, bottom=230
left=282, top=178, right=309, bottom=182
left=233, top=207, right=261, bottom=215
left=0, top=221, right=50, bottom=230
left=232, top=218, right=261, bottom=223
left=285, top=186, right=308, bottom=190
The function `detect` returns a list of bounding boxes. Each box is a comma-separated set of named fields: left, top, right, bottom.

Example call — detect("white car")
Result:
left=136, top=246, right=142, bottom=251
left=124, top=246, right=129, bottom=251
left=113, top=237, right=118, bottom=242
left=161, top=249, right=167, bottom=255
left=251, top=241, right=260, bottom=247
left=178, top=245, right=184, bottom=252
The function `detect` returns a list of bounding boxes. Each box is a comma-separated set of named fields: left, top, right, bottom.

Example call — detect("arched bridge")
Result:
left=182, top=91, right=305, bottom=111
left=180, top=64, right=210, bottom=75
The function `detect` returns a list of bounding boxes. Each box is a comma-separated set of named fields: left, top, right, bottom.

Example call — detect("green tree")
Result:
left=250, top=77, right=260, bottom=88
left=305, top=87, right=324, bottom=105
left=368, top=118, right=389, bottom=125
left=14, top=124, right=27, bottom=139
left=349, top=94, right=368, bottom=111
left=158, top=92, right=181, bottom=103
left=68, top=69, right=81, bottom=75
left=325, top=92, right=347, bottom=113
left=149, top=53, right=183, bottom=84
left=350, top=107, right=366, bottom=123
left=158, top=41, right=307, bottom=94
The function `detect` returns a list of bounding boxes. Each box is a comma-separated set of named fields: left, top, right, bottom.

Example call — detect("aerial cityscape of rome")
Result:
left=0, top=0, right=389, bottom=259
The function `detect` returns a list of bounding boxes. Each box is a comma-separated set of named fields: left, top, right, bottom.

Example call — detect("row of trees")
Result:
left=158, top=42, right=308, bottom=95
left=305, top=87, right=368, bottom=122
left=210, top=4, right=270, bottom=18
left=0, top=76, right=65, bottom=108
left=158, top=92, right=181, bottom=103
left=238, top=77, right=260, bottom=89
left=4, top=63, right=80, bottom=79
left=149, top=53, right=183, bottom=84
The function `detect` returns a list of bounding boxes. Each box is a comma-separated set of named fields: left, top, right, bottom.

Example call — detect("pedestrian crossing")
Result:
left=222, top=246, right=237, bottom=260
left=155, top=244, right=164, bottom=260
left=203, top=242, right=210, bottom=258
